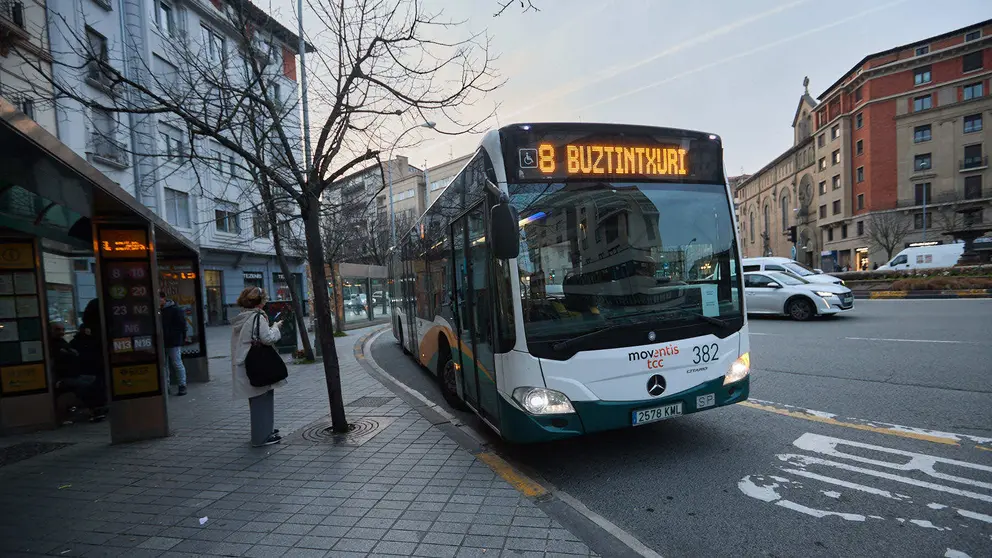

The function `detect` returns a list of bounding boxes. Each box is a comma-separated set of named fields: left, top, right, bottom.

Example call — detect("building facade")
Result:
left=737, top=84, right=818, bottom=264
left=44, top=0, right=309, bottom=324
left=814, top=19, right=991, bottom=269
left=738, top=20, right=992, bottom=270
left=1, top=0, right=56, bottom=134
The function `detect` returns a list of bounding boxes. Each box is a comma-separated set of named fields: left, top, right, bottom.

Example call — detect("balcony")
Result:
left=0, top=0, right=28, bottom=53
left=85, top=60, right=117, bottom=94
left=960, top=155, right=988, bottom=172
left=88, top=134, right=129, bottom=169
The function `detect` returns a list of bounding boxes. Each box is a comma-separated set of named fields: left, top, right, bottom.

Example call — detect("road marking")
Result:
left=843, top=337, right=971, bottom=344
left=553, top=489, right=665, bottom=558
left=741, top=432, right=992, bottom=539
left=475, top=451, right=549, bottom=498
left=364, top=329, right=665, bottom=558
left=739, top=399, right=992, bottom=451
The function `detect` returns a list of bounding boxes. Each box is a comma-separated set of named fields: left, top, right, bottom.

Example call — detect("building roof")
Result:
left=330, top=158, right=423, bottom=186
left=817, top=19, right=991, bottom=101
left=232, top=0, right=316, bottom=53
left=735, top=136, right=813, bottom=194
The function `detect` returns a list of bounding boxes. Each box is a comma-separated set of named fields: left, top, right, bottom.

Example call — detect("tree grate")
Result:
left=297, top=417, right=395, bottom=446
left=347, top=396, right=396, bottom=408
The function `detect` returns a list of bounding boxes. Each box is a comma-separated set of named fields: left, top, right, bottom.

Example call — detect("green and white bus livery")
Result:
left=388, top=122, right=750, bottom=443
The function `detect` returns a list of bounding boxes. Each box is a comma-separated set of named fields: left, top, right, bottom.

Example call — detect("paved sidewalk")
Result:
left=0, top=326, right=595, bottom=557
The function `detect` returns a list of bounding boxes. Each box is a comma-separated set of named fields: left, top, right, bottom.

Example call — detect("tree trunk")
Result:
left=302, top=198, right=348, bottom=432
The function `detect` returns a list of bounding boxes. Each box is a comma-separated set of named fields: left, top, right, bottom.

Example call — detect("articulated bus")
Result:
left=388, top=122, right=750, bottom=443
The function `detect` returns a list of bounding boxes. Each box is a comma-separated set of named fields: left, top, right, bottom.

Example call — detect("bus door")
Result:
left=453, top=205, right=500, bottom=426
left=452, top=218, right=477, bottom=409
left=401, top=241, right=417, bottom=353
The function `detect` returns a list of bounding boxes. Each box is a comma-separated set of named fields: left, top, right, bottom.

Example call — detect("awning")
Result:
left=0, top=97, right=198, bottom=258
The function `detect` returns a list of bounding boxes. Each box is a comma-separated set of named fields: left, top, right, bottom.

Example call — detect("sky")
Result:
left=266, top=0, right=992, bottom=177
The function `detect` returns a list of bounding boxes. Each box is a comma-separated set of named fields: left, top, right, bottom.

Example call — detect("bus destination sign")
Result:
left=522, top=143, right=689, bottom=178
left=502, top=124, right=723, bottom=184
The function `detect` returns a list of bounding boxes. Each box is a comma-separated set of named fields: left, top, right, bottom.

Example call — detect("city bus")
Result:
left=388, top=122, right=750, bottom=443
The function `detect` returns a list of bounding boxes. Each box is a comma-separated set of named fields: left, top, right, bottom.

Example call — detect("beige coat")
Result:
left=230, top=308, right=286, bottom=400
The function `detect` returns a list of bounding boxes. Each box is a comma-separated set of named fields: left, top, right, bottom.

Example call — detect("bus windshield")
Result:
left=510, top=181, right=743, bottom=355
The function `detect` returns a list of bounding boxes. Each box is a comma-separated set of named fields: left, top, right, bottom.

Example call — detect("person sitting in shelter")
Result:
left=50, top=320, right=105, bottom=423
left=67, top=299, right=109, bottom=421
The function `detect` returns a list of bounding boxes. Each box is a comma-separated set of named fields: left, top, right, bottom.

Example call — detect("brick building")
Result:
left=738, top=20, right=991, bottom=270
left=815, top=19, right=991, bottom=269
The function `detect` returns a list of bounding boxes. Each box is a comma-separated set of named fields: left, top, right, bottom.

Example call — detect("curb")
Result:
left=854, top=289, right=992, bottom=299
left=353, top=328, right=657, bottom=558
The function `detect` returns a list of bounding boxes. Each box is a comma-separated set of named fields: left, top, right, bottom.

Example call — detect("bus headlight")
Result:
left=724, top=353, right=750, bottom=385
left=512, top=387, right=575, bottom=415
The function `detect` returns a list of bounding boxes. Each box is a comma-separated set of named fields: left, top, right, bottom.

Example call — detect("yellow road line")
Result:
left=738, top=400, right=960, bottom=446
left=476, top=451, right=548, bottom=498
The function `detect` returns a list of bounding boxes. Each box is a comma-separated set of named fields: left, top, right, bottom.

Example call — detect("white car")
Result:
left=743, top=271, right=854, bottom=321
left=742, top=257, right=844, bottom=285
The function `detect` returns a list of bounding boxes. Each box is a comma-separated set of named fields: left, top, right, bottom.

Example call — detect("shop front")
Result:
left=0, top=99, right=207, bottom=442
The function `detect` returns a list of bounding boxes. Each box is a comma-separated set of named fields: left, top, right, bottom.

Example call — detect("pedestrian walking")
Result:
left=160, top=291, right=188, bottom=396
left=231, top=287, right=285, bottom=447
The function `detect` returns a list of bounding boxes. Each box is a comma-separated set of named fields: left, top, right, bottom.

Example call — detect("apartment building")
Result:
left=324, top=156, right=424, bottom=260
left=814, top=19, right=991, bottom=269
left=738, top=20, right=991, bottom=271
left=45, top=0, right=310, bottom=324
left=0, top=0, right=56, bottom=134
left=737, top=82, right=818, bottom=264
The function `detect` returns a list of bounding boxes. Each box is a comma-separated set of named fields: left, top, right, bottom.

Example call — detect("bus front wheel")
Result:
left=440, top=356, right=469, bottom=411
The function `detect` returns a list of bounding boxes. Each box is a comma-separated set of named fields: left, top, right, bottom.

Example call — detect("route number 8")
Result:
left=538, top=144, right=555, bottom=173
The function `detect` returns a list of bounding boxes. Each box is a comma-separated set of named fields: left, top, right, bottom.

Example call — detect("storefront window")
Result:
left=161, top=263, right=202, bottom=355
left=243, top=271, right=264, bottom=290
left=273, top=272, right=302, bottom=301
left=204, top=269, right=223, bottom=325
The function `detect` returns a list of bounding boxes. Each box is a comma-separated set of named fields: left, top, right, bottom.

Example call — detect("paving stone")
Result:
left=0, top=328, right=593, bottom=558
left=295, top=535, right=340, bottom=549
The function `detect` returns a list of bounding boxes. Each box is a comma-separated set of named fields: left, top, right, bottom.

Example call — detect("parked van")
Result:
left=877, top=243, right=963, bottom=271
left=741, top=257, right=844, bottom=285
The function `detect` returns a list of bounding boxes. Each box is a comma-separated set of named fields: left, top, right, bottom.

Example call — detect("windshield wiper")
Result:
left=551, top=325, right=621, bottom=352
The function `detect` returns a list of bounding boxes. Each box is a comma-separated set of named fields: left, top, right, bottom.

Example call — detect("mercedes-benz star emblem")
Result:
left=647, top=331, right=657, bottom=342
left=646, top=374, right=666, bottom=397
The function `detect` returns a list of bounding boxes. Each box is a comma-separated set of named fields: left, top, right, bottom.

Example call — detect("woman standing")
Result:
left=231, top=287, right=284, bottom=447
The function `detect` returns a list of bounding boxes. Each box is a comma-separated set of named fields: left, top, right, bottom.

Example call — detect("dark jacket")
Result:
left=161, top=301, right=187, bottom=349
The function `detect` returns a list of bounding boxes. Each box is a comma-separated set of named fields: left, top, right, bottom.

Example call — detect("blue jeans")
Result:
left=165, top=346, right=187, bottom=387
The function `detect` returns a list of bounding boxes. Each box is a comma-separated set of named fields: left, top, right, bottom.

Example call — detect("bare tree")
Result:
left=867, top=211, right=913, bottom=260
left=35, top=0, right=499, bottom=431
left=495, top=0, right=540, bottom=17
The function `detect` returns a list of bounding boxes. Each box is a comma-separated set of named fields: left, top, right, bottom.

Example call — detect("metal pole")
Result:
left=922, top=187, right=928, bottom=242
left=297, top=0, right=312, bottom=177
left=423, top=163, right=430, bottom=208
left=388, top=162, right=395, bottom=246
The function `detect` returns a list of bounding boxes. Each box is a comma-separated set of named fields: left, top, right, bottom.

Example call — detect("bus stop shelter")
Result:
left=0, top=99, right=208, bottom=444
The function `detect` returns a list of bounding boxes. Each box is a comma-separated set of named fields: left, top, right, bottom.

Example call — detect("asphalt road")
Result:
left=370, top=299, right=992, bottom=557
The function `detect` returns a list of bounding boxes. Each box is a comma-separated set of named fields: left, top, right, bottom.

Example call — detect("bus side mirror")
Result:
left=491, top=202, right=520, bottom=260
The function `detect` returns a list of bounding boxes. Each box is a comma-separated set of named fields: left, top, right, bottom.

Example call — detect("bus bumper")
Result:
left=498, top=376, right=749, bottom=443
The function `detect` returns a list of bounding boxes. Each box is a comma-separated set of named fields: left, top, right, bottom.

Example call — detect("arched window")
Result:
left=781, top=194, right=790, bottom=230
left=763, top=205, right=770, bottom=236
left=749, top=212, right=755, bottom=243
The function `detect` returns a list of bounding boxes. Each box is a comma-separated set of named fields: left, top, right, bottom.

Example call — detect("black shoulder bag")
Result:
left=244, top=313, right=289, bottom=387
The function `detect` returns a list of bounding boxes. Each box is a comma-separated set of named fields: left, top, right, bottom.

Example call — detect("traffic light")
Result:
left=788, top=225, right=797, bottom=244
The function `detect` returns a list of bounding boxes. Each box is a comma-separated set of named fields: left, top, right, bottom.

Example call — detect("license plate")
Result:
left=632, top=402, right=683, bottom=426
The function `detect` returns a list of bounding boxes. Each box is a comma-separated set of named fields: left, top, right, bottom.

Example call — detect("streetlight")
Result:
left=387, top=121, right=436, bottom=246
